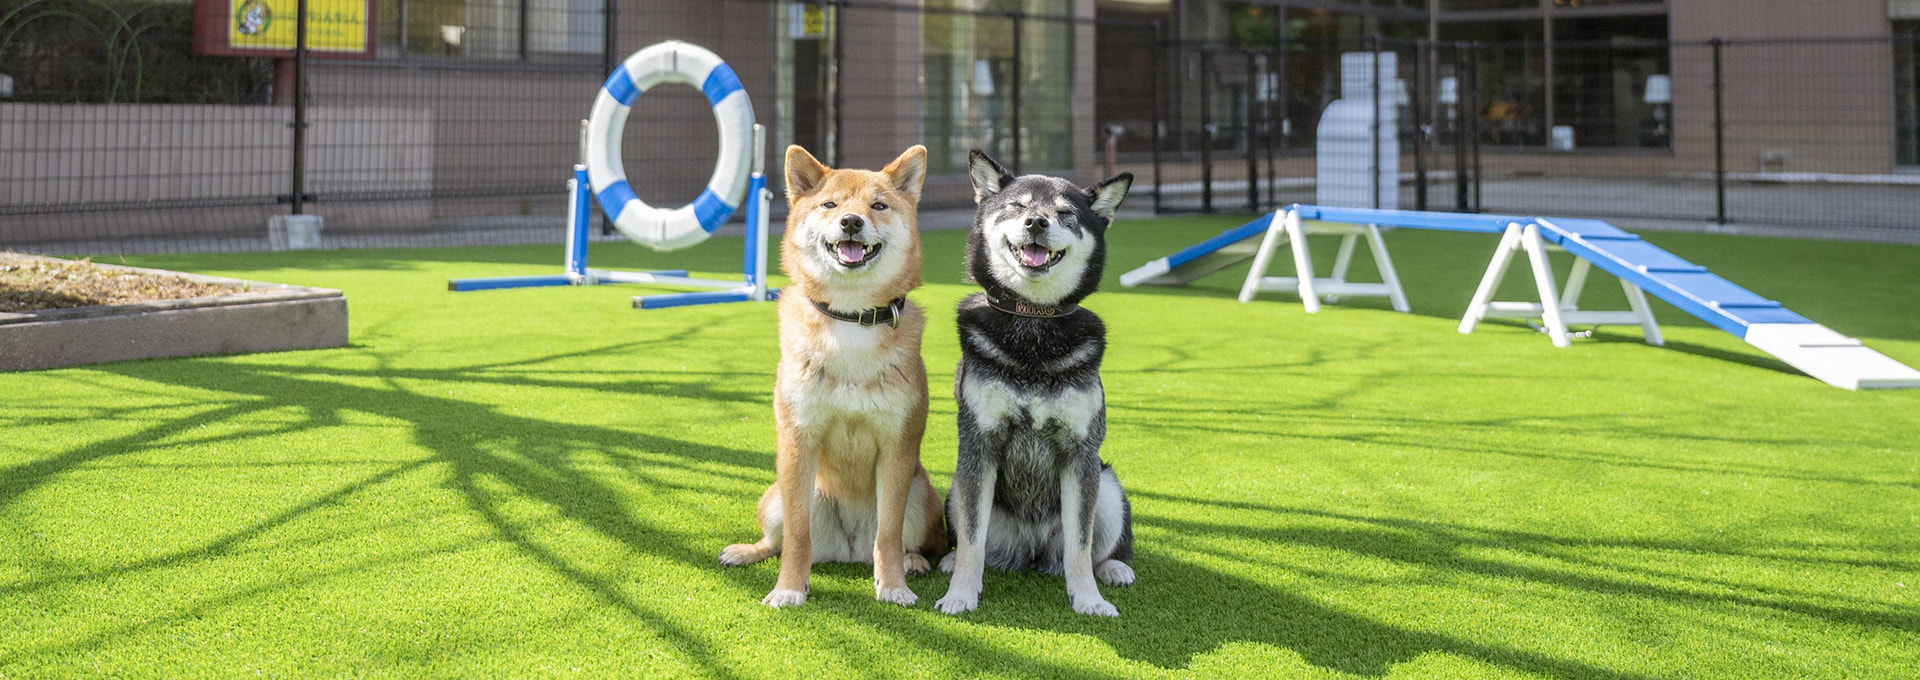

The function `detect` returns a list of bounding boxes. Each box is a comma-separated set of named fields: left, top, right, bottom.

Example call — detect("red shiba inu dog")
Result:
left=720, top=145, right=948, bottom=608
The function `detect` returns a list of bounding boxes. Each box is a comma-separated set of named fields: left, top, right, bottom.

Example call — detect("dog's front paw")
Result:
left=938, top=552, right=956, bottom=573
left=720, top=542, right=770, bottom=567
left=1095, top=560, right=1135, bottom=587
left=761, top=588, right=807, bottom=608
left=904, top=553, right=932, bottom=575
left=935, top=591, right=978, bottom=615
left=875, top=585, right=919, bottom=606
left=1072, top=595, right=1119, bottom=618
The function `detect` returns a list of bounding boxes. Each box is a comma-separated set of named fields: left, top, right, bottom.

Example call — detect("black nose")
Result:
left=840, top=214, right=865, bottom=234
left=1024, top=215, right=1048, bottom=235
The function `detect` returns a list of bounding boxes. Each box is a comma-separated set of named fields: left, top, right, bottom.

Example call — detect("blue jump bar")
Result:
left=448, top=274, right=575, bottom=291
left=636, top=290, right=752, bottom=309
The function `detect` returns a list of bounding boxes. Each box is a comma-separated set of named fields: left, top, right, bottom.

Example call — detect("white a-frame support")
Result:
left=1238, top=208, right=1410, bottom=313
left=1458, top=222, right=1663, bottom=348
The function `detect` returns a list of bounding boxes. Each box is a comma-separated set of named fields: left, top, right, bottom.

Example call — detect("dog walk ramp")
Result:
left=1122, top=204, right=1920, bottom=389
left=1532, top=217, right=1920, bottom=390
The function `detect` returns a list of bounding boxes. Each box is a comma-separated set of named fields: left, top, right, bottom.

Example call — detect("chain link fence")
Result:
left=1146, top=34, right=1920, bottom=244
left=3, top=1, right=1917, bottom=255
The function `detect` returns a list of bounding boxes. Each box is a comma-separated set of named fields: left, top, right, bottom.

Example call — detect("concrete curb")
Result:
left=1, top=257, right=347, bottom=371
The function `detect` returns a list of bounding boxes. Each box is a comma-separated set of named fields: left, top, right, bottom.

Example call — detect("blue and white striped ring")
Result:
left=585, top=41, right=754, bottom=252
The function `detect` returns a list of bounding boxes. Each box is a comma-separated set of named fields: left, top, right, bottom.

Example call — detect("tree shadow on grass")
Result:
left=0, top=334, right=784, bottom=676
left=1129, top=491, right=1920, bottom=626
left=904, top=485, right=1914, bottom=677
left=1, top=349, right=1682, bottom=680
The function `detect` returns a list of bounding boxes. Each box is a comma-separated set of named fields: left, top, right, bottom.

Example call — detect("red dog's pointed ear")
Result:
left=785, top=145, right=829, bottom=201
left=882, top=146, right=927, bottom=202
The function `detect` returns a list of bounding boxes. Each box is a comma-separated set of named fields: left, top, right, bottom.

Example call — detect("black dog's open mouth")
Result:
left=1007, top=240, right=1065, bottom=271
left=827, top=239, right=882, bottom=267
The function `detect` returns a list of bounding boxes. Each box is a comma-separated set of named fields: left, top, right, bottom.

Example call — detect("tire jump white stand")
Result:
left=450, top=41, right=776, bottom=310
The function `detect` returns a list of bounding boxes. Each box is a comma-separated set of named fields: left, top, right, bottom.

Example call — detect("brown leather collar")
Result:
left=811, top=297, right=906, bottom=327
left=984, top=291, right=1080, bottom=319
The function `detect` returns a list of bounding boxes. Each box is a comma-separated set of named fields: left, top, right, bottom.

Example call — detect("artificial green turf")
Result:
left=2, top=216, right=1917, bottom=678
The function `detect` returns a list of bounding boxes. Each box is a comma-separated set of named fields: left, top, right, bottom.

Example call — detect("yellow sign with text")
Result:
left=801, top=4, right=826, bottom=37
left=228, top=0, right=367, bottom=52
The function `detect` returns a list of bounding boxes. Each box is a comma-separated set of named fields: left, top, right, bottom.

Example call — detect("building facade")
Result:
left=1097, top=0, right=1920, bottom=175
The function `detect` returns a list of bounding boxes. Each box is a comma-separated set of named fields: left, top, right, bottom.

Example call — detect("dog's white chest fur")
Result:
left=782, top=322, right=916, bottom=434
left=961, top=374, right=1102, bottom=441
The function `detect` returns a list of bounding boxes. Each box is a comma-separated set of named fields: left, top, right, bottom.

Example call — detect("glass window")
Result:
left=1551, top=15, right=1670, bottom=149
left=1442, top=19, right=1546, bottom=146
left=376, top=0, right=602, bottom=59
left=1897, top=23, right=1920, bottom=165
left=923, top=0, right=1074, bottom=174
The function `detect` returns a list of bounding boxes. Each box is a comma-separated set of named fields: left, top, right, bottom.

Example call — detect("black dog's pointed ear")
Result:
left=1085, top=172, right=1133, bottom=220
left=968, top=149, right=1015, bottom=205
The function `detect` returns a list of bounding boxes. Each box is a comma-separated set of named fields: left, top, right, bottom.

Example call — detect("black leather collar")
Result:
left=984, top=290, right=1080, bottom=319
left=812, top=297, right=906, bottom=327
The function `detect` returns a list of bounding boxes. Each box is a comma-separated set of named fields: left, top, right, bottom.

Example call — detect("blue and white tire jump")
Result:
left=587, top=41, right=755, bottom=252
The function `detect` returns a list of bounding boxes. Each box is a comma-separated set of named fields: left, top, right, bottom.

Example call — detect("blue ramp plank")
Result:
left=1291, top=204, right=1526, bottom=234
left=1170, top=215, right=1274, bottom=268
left=1537, top=218, right=1812, bottom=336
left=1119, top=214, right=1274, bottom=287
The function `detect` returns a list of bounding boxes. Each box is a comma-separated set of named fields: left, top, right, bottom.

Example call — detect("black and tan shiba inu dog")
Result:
left=720, top=145, right=948, bottom=608
left=935, top=149, right=1136, bottom=617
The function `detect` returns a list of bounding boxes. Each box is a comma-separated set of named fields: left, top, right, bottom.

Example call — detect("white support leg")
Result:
left=1620, top=280, right=1665, bottom=346
left=1285, top=212, right=1321, bottom=314
left=1238, top=212, right=1292, bottom=304
left=1460, top=223, right=1524, bottom=334
left=751, top=184, right=771, bottom=301
left=1560, top=257, right=1592, bottom=309
left=1522, top=224, right=1571, bottom=348
left=1330, top=232, right=1359, bottom=283
left=1365, top=225, right=1411, bottom=313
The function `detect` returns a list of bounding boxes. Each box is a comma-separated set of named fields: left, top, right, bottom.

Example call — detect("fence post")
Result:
left=1469, top=42, right=1482, bottom=213
left=1367, top=35, right=1380, bottom=210
left=291, top=0, right=308, bottom=215
left=831, top=2, right=845, bottom=167
left=1200, top=49, right=1213, bottom=213
left=1246, top=50, right=1258, bottom=212
left=1413, top=39, right=1428, bottom=211
left=1453, top=44, right=1468, bottom=212
left=1712, top=37, right=1727, bottom=225
left=1151, top=20, right=1163, bottom=213
left=602, top=0, right=617, bottom=80
left=1266, top=47, right=1278, bottom=209
left=1010, top=11, right=1023, bottom=174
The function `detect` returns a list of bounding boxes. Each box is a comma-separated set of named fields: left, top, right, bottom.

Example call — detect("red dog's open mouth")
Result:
left=828, top=240, right=882, bottom=267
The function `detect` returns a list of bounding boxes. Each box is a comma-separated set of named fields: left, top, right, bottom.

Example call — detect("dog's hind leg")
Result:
left=1092, top=466, right=1135, bottom=587
left=904, top=467, right=946, bottom=576
left=935, top=456, right=999, bottom=615
left=720, top=483, right=782, bottom=567
left=1061, top=455, right=1118, bottom=617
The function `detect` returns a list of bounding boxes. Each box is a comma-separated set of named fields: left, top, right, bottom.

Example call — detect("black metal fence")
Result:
left=4, top=1, right=1918, bottom=256
left=0, top=0, right=1136, bottom=254
left=1152, top=35, right=1920, bottom=244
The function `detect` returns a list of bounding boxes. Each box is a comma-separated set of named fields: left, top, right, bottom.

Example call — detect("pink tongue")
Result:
left=1020, top=244, right=1051, bottom=267
left=836, top=241, right=866, bottom=264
